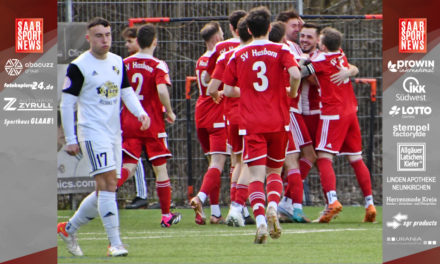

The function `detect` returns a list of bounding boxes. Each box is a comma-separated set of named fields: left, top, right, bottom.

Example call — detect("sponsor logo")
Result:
left=392, top=123, right=430, bottom=138
left=15, top=18, right=43, bottom=53
left=4, top=59, right=23, bottom=76
left=399, top=18, right=426, bottom=53
left=397, top=143, right=425, bottom=171
left=396, top=76, right=426, bottom=102
left=3, top=118, right=54, bottom=127
left=3, top=97, right=53, bottom=112
left=385, top=196, right=437, bottom=206
left=3, top=81, right=53, bottom=90
left=389, top=105, right=431, bottom=118
left=386, top=212, right=437, bottom=230
left=387, top=60, right=434, bottom=73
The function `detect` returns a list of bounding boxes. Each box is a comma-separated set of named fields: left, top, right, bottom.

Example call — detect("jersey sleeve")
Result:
left=62, top=64, right=84, bottom=96
left=155, top=60, right=172, bottom=86
left=121, top=62, right=131, bottom=89
left=206, top=48, right=220, bottom=75
left=222, top=55, right=237, bottom=87
left=280, top=44, right=299, bottom=70
left=211, top=53, right=226, bottom=80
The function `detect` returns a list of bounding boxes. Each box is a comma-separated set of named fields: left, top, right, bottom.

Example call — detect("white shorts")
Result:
left=80, top=140, right=122, bottom=178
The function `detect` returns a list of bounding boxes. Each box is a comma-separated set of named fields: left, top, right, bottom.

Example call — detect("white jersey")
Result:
left=62, top=51, right=129, bottom=143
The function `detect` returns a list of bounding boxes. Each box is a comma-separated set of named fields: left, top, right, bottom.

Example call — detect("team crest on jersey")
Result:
left=96, top=81, right=118, bottom=99
left=112, top=66, right=120, bottom=75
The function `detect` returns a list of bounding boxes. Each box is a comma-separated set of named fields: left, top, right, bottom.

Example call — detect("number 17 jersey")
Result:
left=223, top=39, right=298, bottom=134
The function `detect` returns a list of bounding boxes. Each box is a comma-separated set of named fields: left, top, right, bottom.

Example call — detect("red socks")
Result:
left=200, top=167, right=221, bottom=197
left=156, top=180, right=171, bottom=215
left=117, top=167, right=130, bottom=188
left=286, top=169, right=303, bottom=204
left=266, top=173, right=283, bottom=205
left=299, top=158, right=313, bottom=180
left=350, top=159, right=372, bottom=196
left=235, top=184, right=248, bottom=206
left=316, top=157, right=336, bottom=194
left=248, top=181, right=265, bottom=217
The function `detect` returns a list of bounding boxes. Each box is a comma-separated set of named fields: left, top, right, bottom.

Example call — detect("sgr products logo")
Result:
left=389, top=105, right=431, bottom=118
left=396, top=77, right=426, bottom=102
left=399, top=18, right=426, bottom=53
left=4, top=59, right=23, bottom=76
left=387, top=60, right=434, bottom=73
left=397, top=143, right=425, bottom=171
left=15, top=18, right=43, bottom=53
left=3, top=97, right=53, bottom=112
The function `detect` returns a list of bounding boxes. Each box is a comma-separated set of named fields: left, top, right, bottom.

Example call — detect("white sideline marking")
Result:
left=70, top=228, right=377, bottom=241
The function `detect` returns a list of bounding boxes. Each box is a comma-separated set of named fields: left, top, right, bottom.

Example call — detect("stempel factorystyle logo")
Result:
left=15, top=18, right=43, bottom=53
left=396, top=76, right=426, bottom=102
left=399, top=18, right=427, bottom=53
left=388, top=60, right=434, bottom=73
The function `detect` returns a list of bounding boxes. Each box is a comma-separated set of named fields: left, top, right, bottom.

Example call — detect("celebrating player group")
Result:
left=58, top=5, right=377, bottom=257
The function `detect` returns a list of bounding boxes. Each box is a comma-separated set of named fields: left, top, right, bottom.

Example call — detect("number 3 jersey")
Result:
left=122, top=53, right=172, bottom=138
left=223, top=39, right=298, bottom=134
left=62, top=51, right=130, bottom=143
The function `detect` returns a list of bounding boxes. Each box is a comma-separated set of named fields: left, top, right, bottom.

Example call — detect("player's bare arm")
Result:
left=207, top=78, right=224, bottom=104
left=224, top=84, right=240, bottom=97
left=330, top=63, right=359, bottom=85
left=157, top=83, right=176, bottom=123
left=288, top=66, right=301, bottom=98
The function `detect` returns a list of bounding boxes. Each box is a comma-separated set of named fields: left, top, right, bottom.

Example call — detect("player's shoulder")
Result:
left=214, top=38, right=240, bottom=50
left=311, top=52, right=327, bottom=62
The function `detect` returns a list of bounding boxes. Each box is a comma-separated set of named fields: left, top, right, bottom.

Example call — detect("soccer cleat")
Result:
left=244, top=215, right=256, bottom=225
left=210, top=215, right=226, bottom=224
left=363, top=204, right=377, bottom=223
left=266, top=206, right=282, bottom=239
left=57, top=222, right=83, bottom=257
left=316, top=200, right=343, bottom=223
left=190, top=196, right=206, bottom=225
left=225, top=206, right=245, bottom=227
left=161, top=212, right=182, bottom=227
left=107, top=245, right=128, bottom=257
left=254, top=224, right=268, bottom=244
left=278, top=205, right=294, bottom=223
left=292, top=208, right=311, bottom=223
left=125, top=197, right=148, bottom=209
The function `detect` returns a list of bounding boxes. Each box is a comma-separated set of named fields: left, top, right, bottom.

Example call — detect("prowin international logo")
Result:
left=387, top=60, right=434, bottom=73
left=396, top=76, right=426, bottom=102
left=4, top=59, right=23, bottom=76
left=389, top=105, right=431, bottom=118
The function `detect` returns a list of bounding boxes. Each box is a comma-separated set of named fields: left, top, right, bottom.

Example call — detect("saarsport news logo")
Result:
left=387, top=60, right=434, bottom=73
left=4, top=59, right=23, bottom=76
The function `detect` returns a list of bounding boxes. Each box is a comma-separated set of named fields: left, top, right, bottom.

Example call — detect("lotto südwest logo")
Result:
left=399, top=18, right=426, bottom=53
left=15, top=18, right=43, bottom=53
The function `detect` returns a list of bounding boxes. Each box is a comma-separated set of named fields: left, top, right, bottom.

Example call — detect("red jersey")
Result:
left=301, top=49, right=322, bottom=115
left=308, top=51, right=357, bottom=118
left=195, top=51, right=224, bottom=128
left=223, top=39, right=298, bottom=134
left=122, top=53, right=171, bottom=138
left=212, top=48, right=240, bottom=124
left=285, top=40, right=303, bottom=113
left=206, top=38, right=240, bottom=75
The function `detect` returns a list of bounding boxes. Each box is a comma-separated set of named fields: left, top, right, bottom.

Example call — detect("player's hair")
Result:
left=200, top=21, right=221, bottom=42
left=301, top=23, right=321, bottom=35
left=122, top=27, right=137, bottom=39
left=321, top=27, right=342, bottom=52
left=229, top=10, right=247, bottom=30
left=87, top=17, right=110, bottom=29
left=269, top=21, right=286, bottom=43
left=276, top=9, right=300, bottom=22
left=246, top=6, right=271, bottom=38
left=137, top=24, right=157, bottom=49
left=237, top=17, right=252, bottom=42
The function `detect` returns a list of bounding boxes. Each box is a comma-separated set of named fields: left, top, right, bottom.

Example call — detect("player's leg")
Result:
left=125, top=159, right=148, bottom=209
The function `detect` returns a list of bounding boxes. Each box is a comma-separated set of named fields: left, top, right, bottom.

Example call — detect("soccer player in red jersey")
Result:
left=302, top=27, right=376, bottom=223
left=119, top=24, right=182, bottom=227
left=190, top=22, right=228, bottom=225
left=268, top=21, right=312, bottom=224
left=223, top=6, right=301, bottom=243
left=276, top=9, right=304, bottom=58
left=208, top=17, right=255, bottom=227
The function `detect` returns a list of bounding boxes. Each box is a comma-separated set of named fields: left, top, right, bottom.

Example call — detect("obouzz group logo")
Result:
left=4, top=59, right=23, bottom=76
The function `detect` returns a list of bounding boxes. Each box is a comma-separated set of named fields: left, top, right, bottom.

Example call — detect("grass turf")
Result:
left=58, top=206, right=382, bottom=263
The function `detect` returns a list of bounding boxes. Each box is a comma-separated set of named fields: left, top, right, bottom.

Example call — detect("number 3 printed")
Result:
left=252, top=61, right=268, bottom=92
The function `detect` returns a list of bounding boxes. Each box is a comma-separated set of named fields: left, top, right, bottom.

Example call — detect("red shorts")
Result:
left=286, top=130, right=300, bottom=154
left=302, top=114, right=320, bottom=145
left=123, top=134, right=171, bottom=165
left=315, top=113, right=362, bottom=155
left=287, top=112, right=312, bottom=153
left=196, top=127, right=228, bottom=155
left=243, top=131, right=288, bottom=168
left=227, top=122, right=243, bottom=154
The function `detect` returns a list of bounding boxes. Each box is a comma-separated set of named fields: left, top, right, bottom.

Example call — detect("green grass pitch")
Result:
left=58, top=206, right=382, bottom=263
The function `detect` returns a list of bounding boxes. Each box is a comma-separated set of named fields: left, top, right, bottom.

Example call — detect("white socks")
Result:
left=197, top=192, right=207, bottom=203
left=365, top=195, right=374, bottom=208
left=326, top=191, right=338, bottom=204
left=67, top=191, right=98, bottom=234
left=211, top=204, right=221, bottom=217
left=98, top=191, right=122, bottom=247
